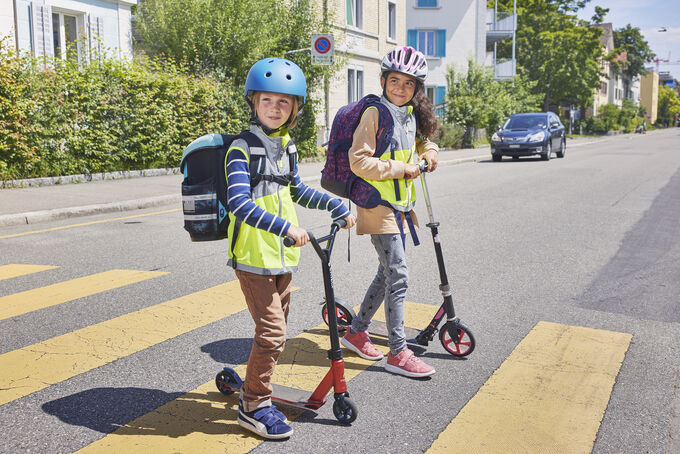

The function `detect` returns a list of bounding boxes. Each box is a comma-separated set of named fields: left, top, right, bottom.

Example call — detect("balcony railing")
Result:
left=486, top=52, right=516, bottom=79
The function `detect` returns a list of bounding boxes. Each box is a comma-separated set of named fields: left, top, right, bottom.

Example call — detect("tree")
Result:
left=611, top=24, right=656, bottom=81
left=657, top=84, right=680, bottom=127
left=493, top=0, right=603, bottom=110
left=591, top=6, right=608, bottom=24
left=135, top=0, right=340, bottom=157
left=445, top=59, right=541, bottom=146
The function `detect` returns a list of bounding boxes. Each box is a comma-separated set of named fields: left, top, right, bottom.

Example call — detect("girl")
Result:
left=340, top=46, right=439, bottom=378
left=226, top=57, right=355, bottom=439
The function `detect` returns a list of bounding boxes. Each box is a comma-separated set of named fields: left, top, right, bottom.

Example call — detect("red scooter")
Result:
left=322, top=162, right=475, bottom=357
left=216, top=219, right=357, bottom=423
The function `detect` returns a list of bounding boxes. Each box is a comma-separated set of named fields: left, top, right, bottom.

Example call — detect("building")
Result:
left=1, top=0, right=136, bottom=62
left=319, top=0, right=407, bottom=141
left=404, top=0, right=516, bottom=116
left=640, top=70, right=658, bottom=124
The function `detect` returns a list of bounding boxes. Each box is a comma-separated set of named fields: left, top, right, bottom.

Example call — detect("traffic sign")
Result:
left=312, top=34, right=334, bottom=65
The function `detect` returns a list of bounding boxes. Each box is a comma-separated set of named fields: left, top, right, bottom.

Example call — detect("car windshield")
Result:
left=503, top=116, right=547, bottom=130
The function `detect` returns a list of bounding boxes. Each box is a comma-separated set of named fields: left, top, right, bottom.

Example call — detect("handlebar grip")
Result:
left=418, top=159, right=429, bottom=173
left=333, top=218, right=347, bottom=229
left=283, top=237, right=296, bottom=247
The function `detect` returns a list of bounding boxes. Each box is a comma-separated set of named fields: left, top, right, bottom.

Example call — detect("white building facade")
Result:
left=1, top=0, right=136, bottom=61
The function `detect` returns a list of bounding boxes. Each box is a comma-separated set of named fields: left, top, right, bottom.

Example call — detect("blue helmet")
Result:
left=244, top=58, right=307, bottom=106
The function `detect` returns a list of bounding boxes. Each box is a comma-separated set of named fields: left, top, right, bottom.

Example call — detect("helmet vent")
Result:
left=265, top=72, right=272, bottom=77
left=286, top=74, right=292, bottom=80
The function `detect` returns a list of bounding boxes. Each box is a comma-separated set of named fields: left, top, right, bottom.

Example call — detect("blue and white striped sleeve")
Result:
left=225, top=147, right=290, bottom=236
left=289, top=168, right=351, bottom=221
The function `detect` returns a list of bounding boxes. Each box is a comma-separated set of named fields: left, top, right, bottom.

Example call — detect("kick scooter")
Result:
left=322, top=162, right=475, bottom=357
left=216, top=219, right=358, bottom=424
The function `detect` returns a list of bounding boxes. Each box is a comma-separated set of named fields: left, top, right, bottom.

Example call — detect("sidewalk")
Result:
left=0, top=137, right=602, bottom=228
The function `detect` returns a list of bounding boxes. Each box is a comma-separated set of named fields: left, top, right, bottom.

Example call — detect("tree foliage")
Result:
left=657, top=84, right=680, bottom=127
left=611, top=24, right=656, bottom=80
left=493, top=0, right=603, bottom=110
left=445, top=59, right=541, bottom=146
left=135, top=0, right=340, bottom=157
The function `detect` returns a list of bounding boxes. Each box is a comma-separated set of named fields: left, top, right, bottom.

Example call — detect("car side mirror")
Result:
left=495, top=125, right=501, bottom=132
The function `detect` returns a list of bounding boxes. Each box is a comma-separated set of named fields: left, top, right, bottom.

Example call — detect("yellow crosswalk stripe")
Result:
left=0, top=269, right=167, bottom=321
left=426, top=321, right=632, bottom=453
left=0, top=264, right=58, bottom=281
left=0, top=280, right=251, bottom=406
left=76, top=300, right=437, bottom=453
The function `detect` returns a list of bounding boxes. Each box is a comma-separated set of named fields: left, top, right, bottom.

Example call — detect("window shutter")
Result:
left=15, top=0, right=33, bottom=54
left=436, top=29, right=446, bottom=57
left=31, top=0, right=53, bottom=58
left=407, top=29, right=417, bottom=48
left=346, top=0, right=353, bottom=25
left=436, top=86, right=446, bottom=105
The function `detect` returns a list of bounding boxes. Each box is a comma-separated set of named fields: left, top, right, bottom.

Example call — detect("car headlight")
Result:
left=491, top=132, right=501, bottom=142
left=528, top=131, right=545, bottom=142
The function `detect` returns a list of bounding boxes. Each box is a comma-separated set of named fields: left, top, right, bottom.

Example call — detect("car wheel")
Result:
left=556, top=139, right=566, bottom=158
left=541, top=141, right=551, bottom=161
left=492, top=154, right=502, bottom=162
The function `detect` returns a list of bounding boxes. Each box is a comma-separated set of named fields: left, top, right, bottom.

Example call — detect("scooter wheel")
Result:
left=321, top=299, right=354, bottom=332
left=440, top=321, right=475, bottom=357
left=215, top=369, right=239, bottom=395
left=332, top=397, right=358, bottom=424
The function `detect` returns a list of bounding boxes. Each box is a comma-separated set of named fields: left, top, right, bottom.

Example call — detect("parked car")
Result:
left=490, top=112, right=566, bottom=161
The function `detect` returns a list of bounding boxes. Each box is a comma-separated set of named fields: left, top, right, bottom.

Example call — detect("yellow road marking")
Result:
left=76, top=300, right=437, bottom=453
left=0, top=264, right=58, bottom=281
left=427, top=321, right=632, bottom=454
left=0, top=269, right=167, bottom=321
left=0, top=280, right=251, bottom=406
left=0, top=208, right=180, bottom=240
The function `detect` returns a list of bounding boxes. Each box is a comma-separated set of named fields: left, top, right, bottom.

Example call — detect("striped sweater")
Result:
left=226, top=147, right=350, bottom=236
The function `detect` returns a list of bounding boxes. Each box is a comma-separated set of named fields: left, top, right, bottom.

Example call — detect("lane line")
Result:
left=0, top=281, right=251, bottom=406
left=0, top=269, right=167, bottom=321
left=0, top=264, right=58, bottom=281
left=0, top=208, right=180, bottom=240
left=426, top=321, right=632, bottom=453
left=76, top=300, right=436, bottom=453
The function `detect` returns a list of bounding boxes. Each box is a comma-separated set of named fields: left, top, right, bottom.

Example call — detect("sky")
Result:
left=577, top=0, right=680, bottom=76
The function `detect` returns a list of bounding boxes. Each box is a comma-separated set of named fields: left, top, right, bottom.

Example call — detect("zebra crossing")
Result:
left=0, top=264, right=632, bottom=453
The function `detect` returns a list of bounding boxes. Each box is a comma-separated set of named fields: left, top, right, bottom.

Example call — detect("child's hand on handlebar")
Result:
left=422, top=150, right=438, bottom=172
left=285, top=225, right=309, bottom=247
left=342, top=214, right=356, bottom=229
left=403, top=163, right=421, bottom=179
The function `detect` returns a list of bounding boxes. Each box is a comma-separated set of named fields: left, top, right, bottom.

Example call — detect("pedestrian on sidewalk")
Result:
left=340, top=46, right=439, bottom=378
left=227, top=58, right=355, bottom=439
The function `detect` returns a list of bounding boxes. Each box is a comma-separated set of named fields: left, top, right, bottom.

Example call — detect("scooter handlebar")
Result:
left=283, top=236, right=297, bottom=247
left=418, top=159, right=429, bottom=173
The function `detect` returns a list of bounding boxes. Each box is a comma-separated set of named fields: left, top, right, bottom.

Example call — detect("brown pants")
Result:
left=235, top=269, right=292, bottom=412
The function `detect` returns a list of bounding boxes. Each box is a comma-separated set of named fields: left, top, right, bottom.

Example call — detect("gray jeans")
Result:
left=351, top=234, right=408, bottom=355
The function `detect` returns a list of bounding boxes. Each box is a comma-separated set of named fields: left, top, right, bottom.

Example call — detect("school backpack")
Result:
left=180, top=131, right=294, bottom=242
left=320, top=94, right=395, bottom=209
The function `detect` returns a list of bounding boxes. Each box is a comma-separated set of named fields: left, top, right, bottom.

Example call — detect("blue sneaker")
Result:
left=238, top=402, right=293, bottom=439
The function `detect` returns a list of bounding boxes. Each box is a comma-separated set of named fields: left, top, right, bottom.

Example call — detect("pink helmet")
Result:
left=381, top=46, right=428, bottom=83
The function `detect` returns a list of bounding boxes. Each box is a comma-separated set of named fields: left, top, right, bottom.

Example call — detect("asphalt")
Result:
left=0, top=139, right=602, bottom=228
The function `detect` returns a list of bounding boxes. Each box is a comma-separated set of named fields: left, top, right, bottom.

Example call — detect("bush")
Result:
left=436, top=123, right=465, bottom=149
left=0, top=37, right=248, bottom=180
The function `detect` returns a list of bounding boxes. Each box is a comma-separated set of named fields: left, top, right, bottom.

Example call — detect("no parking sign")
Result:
left=311, top=34, right=334, bottom=65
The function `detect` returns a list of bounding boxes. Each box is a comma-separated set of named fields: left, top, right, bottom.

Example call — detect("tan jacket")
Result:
left=348, top=107, right=439, bottom=235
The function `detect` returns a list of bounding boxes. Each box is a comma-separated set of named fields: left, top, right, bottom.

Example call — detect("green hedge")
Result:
left=1, top=38, right=250, bottom=180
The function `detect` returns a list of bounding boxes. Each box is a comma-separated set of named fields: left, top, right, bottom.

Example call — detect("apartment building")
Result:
left=1, top=0, right=136, bottom=61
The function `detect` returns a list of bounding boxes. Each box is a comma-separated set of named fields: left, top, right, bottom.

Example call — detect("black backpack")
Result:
left=180, top=131, right=297, bottom=242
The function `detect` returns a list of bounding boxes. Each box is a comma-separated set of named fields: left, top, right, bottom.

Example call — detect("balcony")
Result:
left=486, top=8, right=516, bottom=43
left=486, top=52, right=516, bottom=80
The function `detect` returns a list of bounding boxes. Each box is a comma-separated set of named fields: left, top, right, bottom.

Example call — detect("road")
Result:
left=1, top=129, right=679, bottom=453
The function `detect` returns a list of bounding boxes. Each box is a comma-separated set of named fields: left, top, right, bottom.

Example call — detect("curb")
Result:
left=0, top=155, right=489, bottom=228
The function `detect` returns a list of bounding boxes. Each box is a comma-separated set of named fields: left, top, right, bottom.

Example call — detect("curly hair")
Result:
left=411, top=88, right=438, bottom=139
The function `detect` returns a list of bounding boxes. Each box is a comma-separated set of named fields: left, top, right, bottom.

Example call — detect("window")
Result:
left=600, top=82, right=607, bottom=95
left=347, top=0, right=363, bottom=29
left=408, top=29, right=446, bottom=57
left=52, top=12, right=78, bottom=60
left=387, top=2, right=396, bottom=41
left=417, top=0, right=438, bottom=7
left=348, top=69, right=364, bottom=103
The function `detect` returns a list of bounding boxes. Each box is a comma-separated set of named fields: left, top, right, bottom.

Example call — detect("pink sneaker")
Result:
left=341, top=329, right=384, bottom=360
left=385, top=348, right=435, bottom=378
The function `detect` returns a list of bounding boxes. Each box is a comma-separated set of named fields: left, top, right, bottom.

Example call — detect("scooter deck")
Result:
left=271, top=384, right=325, bottom=410
left=368, top=320, right=422, bottom=342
